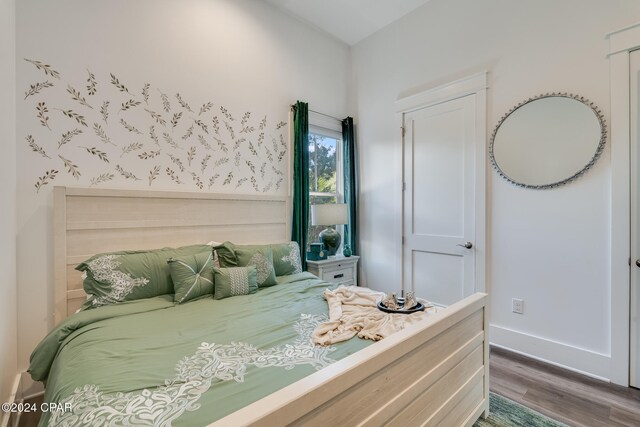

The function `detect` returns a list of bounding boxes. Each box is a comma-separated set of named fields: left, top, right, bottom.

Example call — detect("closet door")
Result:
left=631, top=50, right=640, bottom=388
left=402, top=95, right=477, bottom=306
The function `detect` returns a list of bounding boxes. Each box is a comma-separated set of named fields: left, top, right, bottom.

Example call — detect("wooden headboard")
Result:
left=53, top=187, right=291, bottom=324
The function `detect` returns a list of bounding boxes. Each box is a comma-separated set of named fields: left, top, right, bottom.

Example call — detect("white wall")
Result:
left=0, top=0, right=18, bottom=403
left=16, top=0, right=350, bottom=374
left=351, top=0, right=640, bottom=379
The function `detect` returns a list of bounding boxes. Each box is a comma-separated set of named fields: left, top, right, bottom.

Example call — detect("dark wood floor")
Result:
left=18, top=347, right=640, bottom=427
left=491, top=346, right=640, bottom=427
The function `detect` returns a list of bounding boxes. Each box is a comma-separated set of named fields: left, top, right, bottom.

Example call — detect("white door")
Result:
left=631, top=50, right=640, bottom=388
left=403, top=95, right=477, bottom=307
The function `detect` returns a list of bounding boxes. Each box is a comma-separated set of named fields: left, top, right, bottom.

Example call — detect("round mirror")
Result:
left=490, top=93, right=606, bottom=189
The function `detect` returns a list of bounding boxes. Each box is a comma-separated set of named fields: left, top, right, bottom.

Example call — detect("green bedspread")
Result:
left=29, top=273, right=372, bottom=426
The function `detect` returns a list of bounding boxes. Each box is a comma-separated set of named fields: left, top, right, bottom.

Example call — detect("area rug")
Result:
left=473, top=392, right=568, bottom=427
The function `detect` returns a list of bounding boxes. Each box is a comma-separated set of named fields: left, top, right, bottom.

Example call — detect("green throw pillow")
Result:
left=77, top=244, right=211, bottom=308
left=214, top=266, right=258, bottom=299
left=271, top=242, right=303, bottom=276
left=214, top=242, right=278, bottom=287
left=168, top=251, right=215, bottom=304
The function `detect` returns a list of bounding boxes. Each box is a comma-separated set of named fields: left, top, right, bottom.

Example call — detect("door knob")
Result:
left=636, top=259, right=640, bottom=268
left=457, top=242, right=473, bottom=249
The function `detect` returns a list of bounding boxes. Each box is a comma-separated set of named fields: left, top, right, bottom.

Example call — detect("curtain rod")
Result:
left=290, top=105, right=343, bottom=122
left=310, top=109, right=343, bottom=122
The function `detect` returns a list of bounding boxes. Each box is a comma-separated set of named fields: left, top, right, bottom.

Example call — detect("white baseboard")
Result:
left=18, top=374, right=42, bottom=400
left=0, top=372, right=44, bottom=427
left=490, top=325, right=611, bottom=382
left=1, top=374, right=21, bottom=427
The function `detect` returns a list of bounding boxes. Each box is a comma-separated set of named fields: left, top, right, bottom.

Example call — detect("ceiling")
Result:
left=265, top=0, right=432, bottom=46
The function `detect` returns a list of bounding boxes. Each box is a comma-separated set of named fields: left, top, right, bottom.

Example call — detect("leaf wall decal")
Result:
left=158, top=90, right=171, bottom=112
left=86, top=70, right=97, bottom=95
left=181, top=125, right=194, bottom=141
left=58, top=154, right=81, bottom=179
left=201, top=154, right=211, bottom=173
left=100, top=101, right=110, bottom=123
left=110, top=73, right=130, bottom=93
left=246, top=160, right=255, bottom=174
left=36, top=102, right=51, bottom=130
left=235, top=177, right=248, bottom=188
left=193, top=118, right=208, bottom=134
left=149, top=126, right=160, bottom=147
left=233, top=137, right=246, bottom=151
left=66, top=84, right=93, bottom=109
left=144, top=108, right=167, bottom=126
left=148, top=165, right=160, bottom=186
left=240, top=112, right=255, bottom=133
left=166, top=167, right=183, bottom=184
left=212, top=116, right=220, bottom=135
left=24, top=81, right=54, bottom=100
left=171, top=112, right=182, bottom=129
left=208, top=173, right=220, bottom=188
left=214, top=136, right=228, bottom=153
left=58, top=129, right=83, bottom=148
left=120, top=118, right=142, bottom=134
left=220, top=106, right=234, bottom=121
left=26, top=135, right=51, bottom=158
left=35, top=169, right=59, bottom=193
left=119, top=99, right=141, bottom=112
left=142, top=83, right=150, bottom=105
left=81, top=146, right=110, bottom=163
left=224, top=121, right=235, bottom=140
left=120, top=142, right=144, bottom=157
left=223, top=171, right=233, bottom=185
left=248, top=140, right=257, bottom=156
left=214, top=157, right=229, bottom=167
left=187, top=146, right=196, bottom=166
left=58, top=109, right=88, bottom=127
left=116, top=164, right=141, bottom=181
left=190, top=172, right=204, bottom=189
left=138, top=150, right=160, bottom=160
left=24, top=59, right=61, bottom=79
left=175, top=93, right=193, bottom=113
left=89, top=172, right=115, bottom=187
left=199, top=102, right=213, bottom=116
left=163, top=132, right=181, bottom=150
left=197, top=135, right=212, bottom=150
left=167, top=153, right=185, bottom=172
left=93, top=123, right=115, bottom=146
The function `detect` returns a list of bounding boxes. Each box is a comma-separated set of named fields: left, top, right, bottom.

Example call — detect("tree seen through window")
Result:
left=308, top=131, right=341, bottom=248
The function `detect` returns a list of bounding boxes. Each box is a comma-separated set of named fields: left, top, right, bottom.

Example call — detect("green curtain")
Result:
left=291, top=101, right=309, bottom=270
left=342, top=117, right=358, bottom=255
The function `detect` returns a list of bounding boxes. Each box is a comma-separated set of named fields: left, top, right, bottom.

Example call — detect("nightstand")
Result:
left=307, top=256, right=359, bottom=286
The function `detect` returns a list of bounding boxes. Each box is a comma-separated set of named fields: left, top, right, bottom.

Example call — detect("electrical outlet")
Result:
left=512, top=298, right=524, bottom=314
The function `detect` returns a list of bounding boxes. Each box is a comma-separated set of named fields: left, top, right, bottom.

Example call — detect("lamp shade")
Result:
left=311, top=203, right=348, bottom=226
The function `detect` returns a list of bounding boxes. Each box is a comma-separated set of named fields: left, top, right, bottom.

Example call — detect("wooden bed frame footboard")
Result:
left=212, top=292, right=489, bottom=427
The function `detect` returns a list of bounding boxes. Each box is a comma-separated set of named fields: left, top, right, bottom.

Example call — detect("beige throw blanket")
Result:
left=312, top=286, right=437, bottom=346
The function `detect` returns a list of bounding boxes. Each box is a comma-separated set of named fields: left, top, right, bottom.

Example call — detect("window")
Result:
left=308, top=125, right=343, bottom=249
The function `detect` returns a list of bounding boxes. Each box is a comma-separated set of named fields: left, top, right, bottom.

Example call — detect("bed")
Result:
left=34, top=186, right=489, bottom=426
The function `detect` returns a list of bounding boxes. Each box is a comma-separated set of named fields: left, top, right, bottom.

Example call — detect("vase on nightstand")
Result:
left=343, top=245, right=352, bottom=257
